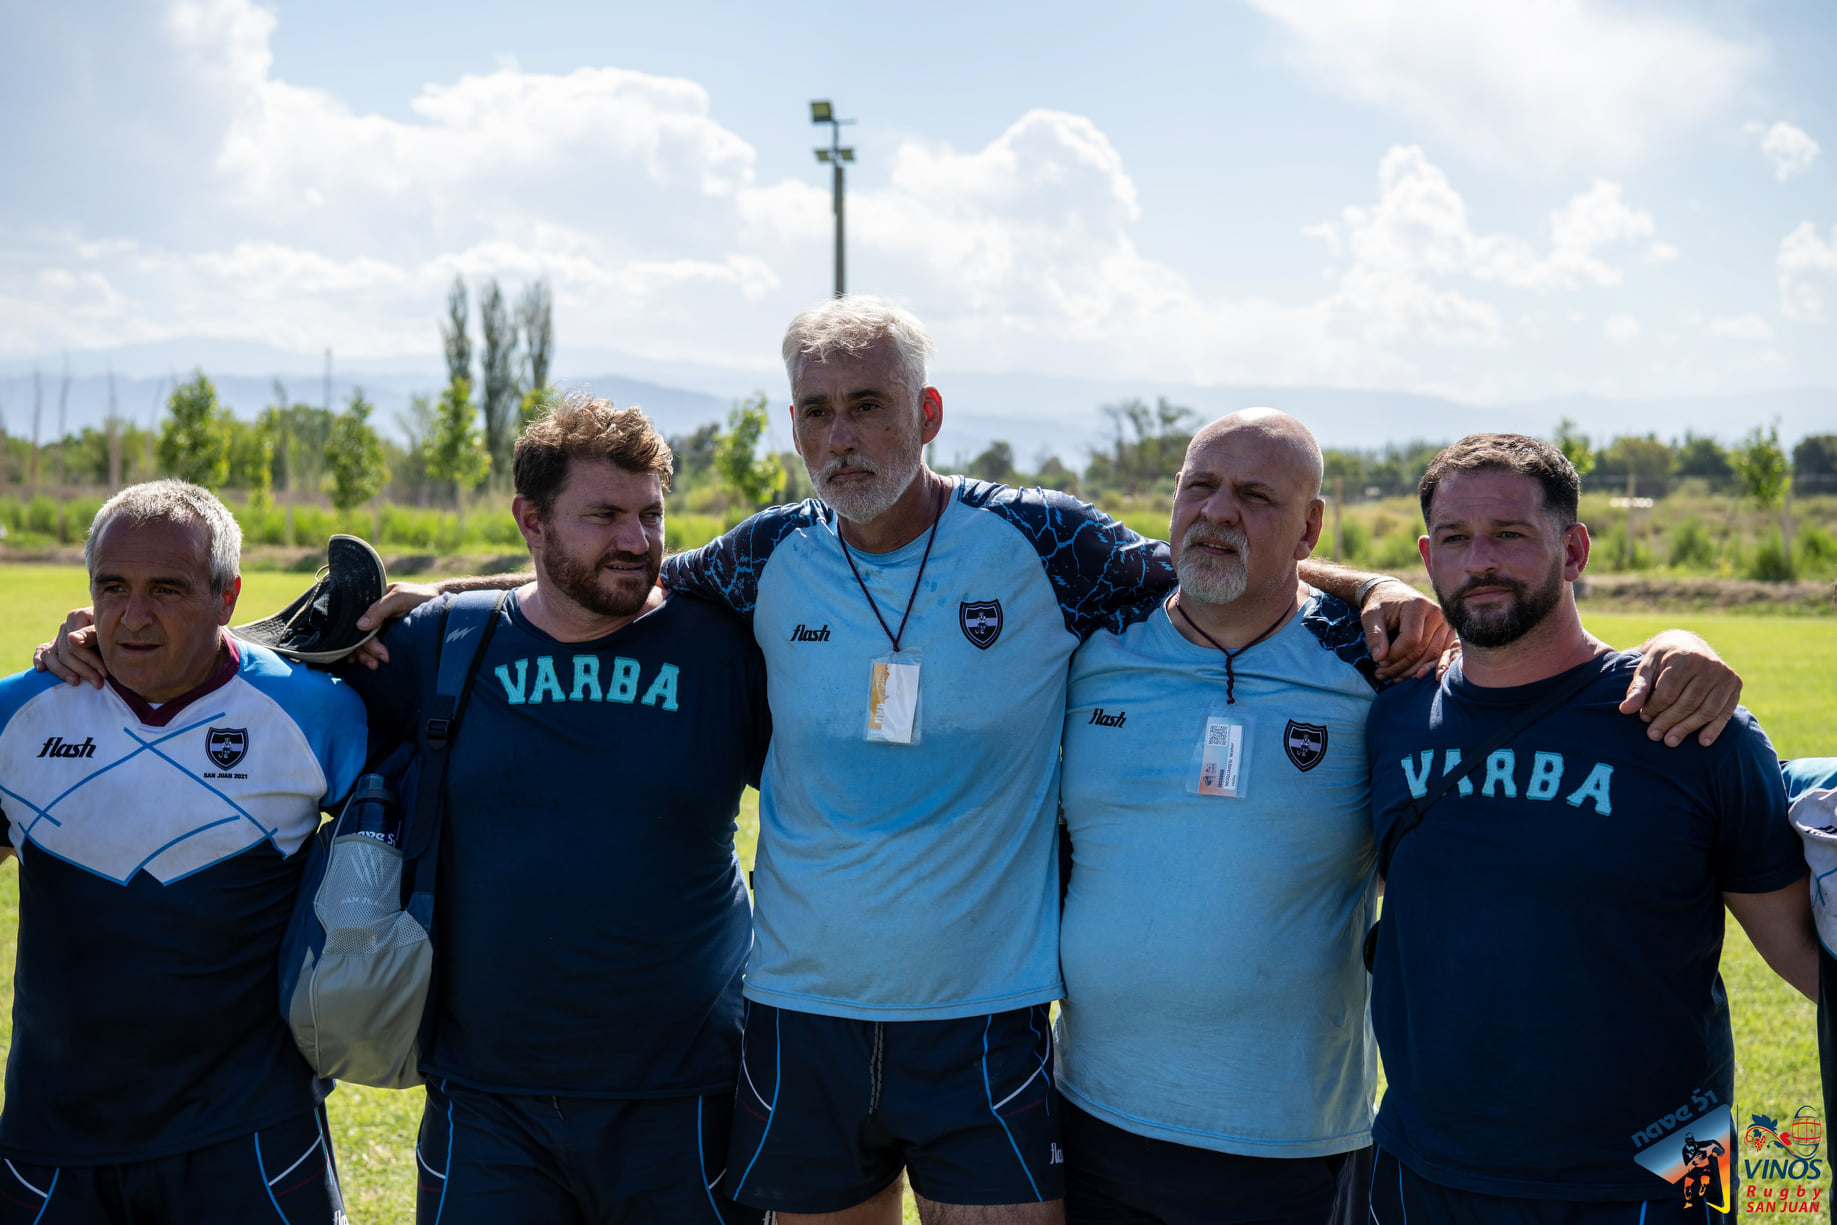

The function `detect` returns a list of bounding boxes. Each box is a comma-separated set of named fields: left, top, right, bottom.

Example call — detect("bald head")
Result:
left=1185, top=409, right=1323, bottom=495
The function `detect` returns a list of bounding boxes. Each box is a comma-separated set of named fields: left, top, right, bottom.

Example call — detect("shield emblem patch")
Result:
left=1283, top=720, right=1327, bottom=772
left=959, top=600, right=1003, bottom=650
left=206, top=727, right=248, bottom=770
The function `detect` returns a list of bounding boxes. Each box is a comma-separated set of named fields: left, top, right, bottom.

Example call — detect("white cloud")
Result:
left=1240, top=0, right=1759, bottom=169
left=0, top=0, right=1717, bottom=405
left=1779, top=222, right=1837, bottom=322
left=1747, top=121, right=1820, bottom=182
left=1603, top=314, right=1641, bottom=344
left=1709, top=314, right=1774, bottom=341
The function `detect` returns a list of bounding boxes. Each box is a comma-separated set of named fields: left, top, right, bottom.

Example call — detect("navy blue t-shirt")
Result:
left=1366, top=651, right=1804, bottom=1201
left=343, top=588, right=769, bottom=1098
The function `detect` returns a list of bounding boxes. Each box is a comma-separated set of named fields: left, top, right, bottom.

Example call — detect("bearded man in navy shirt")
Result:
left=1365, top=433, right=1818, bottom=1225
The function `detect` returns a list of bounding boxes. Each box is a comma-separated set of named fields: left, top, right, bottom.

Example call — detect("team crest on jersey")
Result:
left=959, top=600, right=1003, bottom=649
left=1283, top=720, right=1327, bottom=772
left=206, top=726, right=249, bottom=770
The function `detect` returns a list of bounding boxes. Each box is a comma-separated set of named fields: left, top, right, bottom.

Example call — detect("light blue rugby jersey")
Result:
left=661, top=478, right=1172, bottom=1020
left=1056, top=588, right=1381, bottom=1157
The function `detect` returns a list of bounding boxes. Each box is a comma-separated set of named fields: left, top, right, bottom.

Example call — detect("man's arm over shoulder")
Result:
left=337, top=595, right=448, bottom=760
left=961, top=481, right=1173, bottom=640
left=659, top=501, right=825, bottom=617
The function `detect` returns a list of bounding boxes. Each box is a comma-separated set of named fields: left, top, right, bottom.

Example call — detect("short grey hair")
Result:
left=86, top=480, right=243, bottom=596
left=781, top=295, right=935, bottom=401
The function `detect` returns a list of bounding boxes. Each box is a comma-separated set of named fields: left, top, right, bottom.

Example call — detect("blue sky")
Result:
left=3, top=0, right=1834, bottom=411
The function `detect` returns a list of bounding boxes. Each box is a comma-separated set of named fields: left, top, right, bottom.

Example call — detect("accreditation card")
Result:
left=866, top=650, right=923, bottom=745
left=1186, top=701, right=1249, bottom=798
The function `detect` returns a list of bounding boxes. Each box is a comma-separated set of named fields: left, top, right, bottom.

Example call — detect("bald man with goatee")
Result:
left=1053, top=411, right=1745, bottom=1225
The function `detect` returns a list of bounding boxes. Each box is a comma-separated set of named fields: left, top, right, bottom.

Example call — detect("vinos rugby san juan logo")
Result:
left=1738, top=1106, right=1825, bottom=1216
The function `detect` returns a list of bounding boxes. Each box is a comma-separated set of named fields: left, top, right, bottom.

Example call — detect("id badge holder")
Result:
left=866, top=649, right=923, bottom=745
left=1185, top=700, right=1249, bottom=798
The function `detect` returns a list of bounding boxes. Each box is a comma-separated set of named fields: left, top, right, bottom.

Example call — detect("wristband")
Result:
left=1354, top=575, right=1399, bottom=607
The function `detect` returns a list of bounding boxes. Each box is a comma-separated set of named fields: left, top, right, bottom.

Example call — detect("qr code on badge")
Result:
left=1207, top=724, right=1235, bottom=746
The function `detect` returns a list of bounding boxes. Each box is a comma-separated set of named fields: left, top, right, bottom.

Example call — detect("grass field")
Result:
left=0, top=564, right=1828, bottom=1220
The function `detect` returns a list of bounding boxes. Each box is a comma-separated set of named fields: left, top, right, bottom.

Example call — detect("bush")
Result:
left=1747, top=531, right=1794, bottom=582
left=1592, top=524, right=1656, bottom=572
left=1666, top=518, right=1717, bottom=570
left=25, top=496, right=56, bottom=535
left=1373, top=530, right=1424, bottom=571
left=1796, top=521, right=1837, bottom=570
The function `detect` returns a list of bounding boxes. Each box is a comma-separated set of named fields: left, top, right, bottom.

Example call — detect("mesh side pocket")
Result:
left=317, top=838, right=417, bottom=955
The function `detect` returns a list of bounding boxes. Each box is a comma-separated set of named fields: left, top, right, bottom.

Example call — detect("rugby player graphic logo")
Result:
left=1283, top=720, right=1328, bottom=772
left=206, top=727, right=249, bottom=770
left=959, top=600, right=1003, bottom=650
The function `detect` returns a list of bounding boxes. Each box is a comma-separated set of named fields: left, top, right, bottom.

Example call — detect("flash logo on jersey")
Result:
left=206, top=727, right=249, bottom=770
left=37, top=735, right=97, bottom=759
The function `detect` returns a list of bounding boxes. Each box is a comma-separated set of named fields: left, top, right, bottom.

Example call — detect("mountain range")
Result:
left=2, top=339, right=1831, bottom=470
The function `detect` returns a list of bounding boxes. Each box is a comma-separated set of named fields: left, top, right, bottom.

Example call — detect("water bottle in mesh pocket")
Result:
left=281, top=771, right=433, bottom=1089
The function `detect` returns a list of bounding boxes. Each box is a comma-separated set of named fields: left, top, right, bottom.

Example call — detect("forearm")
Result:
left=435, top=572, right=531, bottom=594
left=1297, top=559, right=1414, bottom=603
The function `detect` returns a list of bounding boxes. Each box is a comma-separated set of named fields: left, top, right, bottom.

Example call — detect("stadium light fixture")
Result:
left=810, top=99, right=857, bottom=297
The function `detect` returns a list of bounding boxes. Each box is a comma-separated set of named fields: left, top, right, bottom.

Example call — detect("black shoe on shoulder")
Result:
left=231, top=534, right=388, bottom=663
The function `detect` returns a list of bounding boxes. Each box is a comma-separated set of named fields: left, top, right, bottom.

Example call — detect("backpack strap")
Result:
left=1376, top=656, right=1605, bottom=881
left=403, top=589, right=510, bottom=876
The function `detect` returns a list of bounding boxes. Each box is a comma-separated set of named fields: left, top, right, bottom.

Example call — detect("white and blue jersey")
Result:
left=0, top=641, right=366, bottom=1165
left=1056, top=588, right=1381, bottom=1158
left=1366, top=653, right=1805, bottom=1201
left=661, top=479, right=1173, bottom=1020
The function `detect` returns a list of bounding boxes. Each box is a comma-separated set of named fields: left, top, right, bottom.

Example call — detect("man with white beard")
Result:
left=658, top=300, right=1463, bottom=1225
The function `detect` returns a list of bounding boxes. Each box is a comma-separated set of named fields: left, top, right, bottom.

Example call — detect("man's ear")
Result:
left=512, top=495, right=546, bottom=554
left=918, top=387, right=944, bottom=447
left=217, top=575, right=242, bottom=626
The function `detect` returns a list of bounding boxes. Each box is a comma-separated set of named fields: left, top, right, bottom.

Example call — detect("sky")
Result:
left=3, top=0, right=1835, bottom=414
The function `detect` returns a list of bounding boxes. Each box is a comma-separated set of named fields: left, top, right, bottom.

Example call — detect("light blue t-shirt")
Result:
left=1056, top=588, right=1381, bottom=1157
left=662, top=479, right=1173, bottom=1020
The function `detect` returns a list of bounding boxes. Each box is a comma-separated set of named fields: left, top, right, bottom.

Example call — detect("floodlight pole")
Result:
left=811, top=101, right=855, bottom=298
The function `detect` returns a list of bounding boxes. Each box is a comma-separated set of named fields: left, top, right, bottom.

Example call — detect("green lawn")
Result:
left=0, top=566, right=1827, bottom=1220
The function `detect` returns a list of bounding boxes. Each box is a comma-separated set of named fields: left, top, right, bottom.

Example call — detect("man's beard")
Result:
left=1176, top=521, right=1251, bottom=605
left=1436, top=556, right=1565, bottom=648
left=806, top=416, right=924, bottom=524
left=544, top=541, right=659, bottom=619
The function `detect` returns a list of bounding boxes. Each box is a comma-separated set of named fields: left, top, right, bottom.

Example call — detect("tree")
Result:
left=967, top=440, right=1017, bottom=484
left=158, top=371, right=232, bottom=488
left=229, top=416, right=276, bottom=511
left=1793, top=434, right=1837, bottom=482
left=1090, top=396, right=1194, bottom=496
left=1552, top=419, right=1595, bottom=480
left=1674, top=432, right=1733, bottom=485
left=442, top=276, right=472, bottom=390
left=715, top=394, right=784, bottom=508
left=1732, top=423, right=1793, bottom=577
left=326, top=388, right=391, bottom=511
left=425, top=377, right=490, bottom=523
left=669, top=422, right=723, bottom=490
left=1595, top=433, right=1672, bottom=496
left=519, top=278, right=554, bottom=393
left=479, top=279, right=520, bottom=476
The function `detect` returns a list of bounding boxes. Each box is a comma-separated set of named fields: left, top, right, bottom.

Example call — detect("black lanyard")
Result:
left=1171, top=591, right=1295, bottom=704
left=837, top=485, right=946, bottom=654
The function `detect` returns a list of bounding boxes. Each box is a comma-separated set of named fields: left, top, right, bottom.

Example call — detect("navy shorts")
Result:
left=0, top=1106, right=342, bottom=1225
left=726, top=1001, right=1062, bottom=1212
left=1368, top=1147, right=1729, bottom=1225
left=1063, top=1101, right=1369, bottom=1225
left=416, top=1079, right=760, bottom=1225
